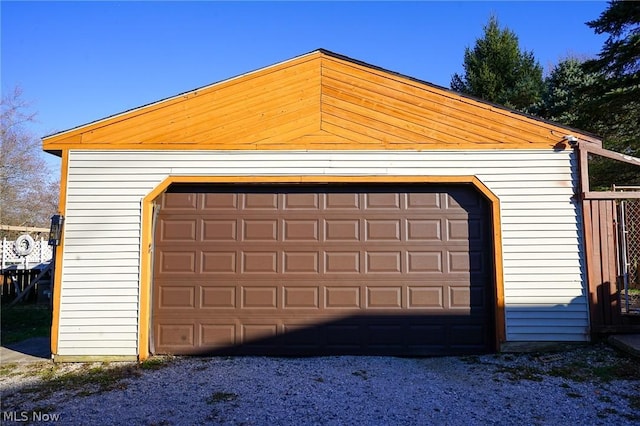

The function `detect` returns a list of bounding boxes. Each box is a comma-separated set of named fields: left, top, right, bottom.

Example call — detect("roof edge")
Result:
left=43, top=48, right=603, bottom=147
left=316, top=49, right=603, bottom=145
left=43, top=49, right=326, bottom=141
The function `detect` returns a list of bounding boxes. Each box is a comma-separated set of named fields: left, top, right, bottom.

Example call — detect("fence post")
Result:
left=1, top=237, right=5, bottom=270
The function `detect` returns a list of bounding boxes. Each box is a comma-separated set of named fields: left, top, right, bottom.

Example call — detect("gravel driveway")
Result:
left=1, top=343, right=639, bottom=425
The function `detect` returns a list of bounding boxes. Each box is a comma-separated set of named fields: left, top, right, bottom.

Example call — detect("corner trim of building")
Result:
left=50, top=150, right=69, bottom=358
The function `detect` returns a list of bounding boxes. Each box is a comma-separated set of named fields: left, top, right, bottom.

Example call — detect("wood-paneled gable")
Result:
left=43, top=50, right=601, bottom=152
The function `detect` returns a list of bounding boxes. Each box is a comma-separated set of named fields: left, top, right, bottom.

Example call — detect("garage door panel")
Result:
left=324, top=251, right=361, bottom=273
left=162, top=192, right=197, bottom=210
left=449, top=251, right=473, bottom=272
left=242, top=251, right=278, bottom=273
left=283, top=286, right=320, bottom=308
left=157, top=323, right=195, bottom=347
left=325, top=323, right=362, bottom=348
left=243, top=193, right=278, bottom=209
left=153, top=184, right=494, bottom=355
left=324, top=219, right=360, bottom=241
left=156, top=279, right=486, bottom=313
left=365, top=219, right=401, bottom=241
left=283, top=193, right=320, bottom=209
left=447, top=219, right=475, bottom=241
left=203, top=193, right=238, bottom=209
left=202, top=251, right=237, bottom=273
left=365, top=251, right=402, bottom=273
left=158, top=285, right=196, bottom=309
left=407, top=192, right=441, bottom=208
left=158, top=251, right=196, bottom=274
left=367, top=325, right=404, bottom=347
left=467, top=251, right=487, bottom=273
left=201, top=323, right=237, bottom=347
left=449, top=284, right=488, bottom=309
left=408, top=286, right=444, bottom=308
left=241, top=286, right=278, bottom=308
left=283, top=252, right=320, bottom=273
left=155, top=280, right=487, bottom=310
left=449, top=325, right=488, bottom=346
left=203, top=220, right=237, bottom=241
left=446, top=189, right=484, bottom=210
left=241, top=219, right=278, bottom=241
left=325, top=193, right=360, bottom=209
left=365, top=192, right=401, bottom=209
left=282, top=323, right=323, bottom=347
left=201, top=286, right=236, bottom=308
left=407, top=251, right=443, bottom=273
left=406, top=219, right=441, bottom=240
left=283, top=219, right=319, bottom=241
left=325, top=286, right=361, bottom=308
left=155, top=316, right=491, bottom=355
left=241, top=323, right=278, bottom=343
left=366, top=287, right=402, bottom=309
left=160, top=219, right=197, bottom=241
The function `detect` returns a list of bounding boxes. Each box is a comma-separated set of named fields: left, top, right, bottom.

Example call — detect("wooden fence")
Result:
left=1, top=237, right=52, bottom=270
left=577, top=142, right=640, bottom=333
left=1, top=237, right=53, bottom=304
left=583, top=199, right=621, bottom=331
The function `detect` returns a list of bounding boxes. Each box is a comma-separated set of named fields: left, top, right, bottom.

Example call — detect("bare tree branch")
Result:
left=1, top=87, right=59, bottom=235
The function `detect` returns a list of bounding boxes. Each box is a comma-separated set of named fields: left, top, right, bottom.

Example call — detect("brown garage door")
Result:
left=152, top=184, right=494, bottom=356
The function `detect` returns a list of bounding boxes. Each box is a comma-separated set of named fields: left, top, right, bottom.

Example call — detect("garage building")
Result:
left=43, top=50, right=602, bottom=361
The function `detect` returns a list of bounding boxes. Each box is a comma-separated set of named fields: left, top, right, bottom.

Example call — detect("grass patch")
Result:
left=140, top=355, right=174, bottom=370
left=597, top=407, right=618, bottom=418
left=549, top=362, right=591, bottom=382
left=0, top=363, right=19, bottom=376
left=352, top=370, right=369, bottom=380
left=191, top=364, right=209, bottom=372
left=52, top=363, right=139, bottom=395
left=627, top=392, right=640, bottom=410
left=496, top=365, right=544, bottom=382
left=37, top=364, right=60, bottom=381
left=622, top=412, right=640, bottom=422
left=598, top=395, right=613, bottom=403
left=549, top=358, right=640, bottom=382
left=7, top=357, right=176, bottom=405
left=461, top=355, right=483, bottom=364
left=30, top=404, right=59, bottom=414
left=21, top=362, right=142, bottom=399
left=207, top=392, right=238, bottom=404
left=1, top=304, right=52, bottom=345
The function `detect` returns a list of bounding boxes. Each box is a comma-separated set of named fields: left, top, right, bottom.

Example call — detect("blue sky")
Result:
left=2, top=1, right=609, bottom=171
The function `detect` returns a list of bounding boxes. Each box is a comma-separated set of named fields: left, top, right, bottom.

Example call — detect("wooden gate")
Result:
left=578, top=142, right=640, bottom=333
left=583, top=199, right=621, bottom=331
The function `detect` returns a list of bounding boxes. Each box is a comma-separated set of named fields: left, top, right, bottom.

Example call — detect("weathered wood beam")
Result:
left=575, top=142, right=640, bottom=197
left=579, top=144, right=590, bottom=193
left=0, top=225, right=50, bottom=233
left=581, top=143, right=640, bottom=166
left=583, top=191, right=640, bottom=199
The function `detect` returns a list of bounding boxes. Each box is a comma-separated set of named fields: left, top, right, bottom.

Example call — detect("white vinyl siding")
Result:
left=58, top=149, right=588, bottom=356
